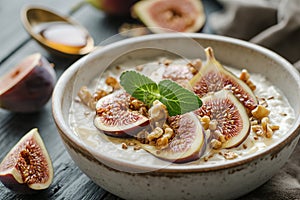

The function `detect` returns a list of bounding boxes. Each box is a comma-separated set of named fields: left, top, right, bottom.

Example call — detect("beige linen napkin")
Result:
left=209, top=0, right=300, bottom=66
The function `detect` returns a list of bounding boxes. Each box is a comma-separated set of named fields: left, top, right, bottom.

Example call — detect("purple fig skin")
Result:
left=0, top=174, right=37, bottom=194
left=0, top=54, right=56, bottom=113
left=87, top=0, right=139, bottom=16
left=101, top=119, right=150, bottom=138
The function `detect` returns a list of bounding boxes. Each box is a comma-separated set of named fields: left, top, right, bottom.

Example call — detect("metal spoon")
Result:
left=21, top=6, right=95, bottom=57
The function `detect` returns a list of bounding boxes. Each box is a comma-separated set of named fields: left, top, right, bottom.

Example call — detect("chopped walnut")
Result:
left=210, top=139, right=222, bottom=150
left=240, top=69, right=250, bottom=81
left=209, top=119, right=218, bottom=131
left=261, top=117, right=275, bottom=138
left=163, top=127, right=174, bottom=139
left=261, top=117, right=269, bottom=132
left=188, top=59, right=202, bottom=71
left=213, top=130, right=226, bottom=143
left=121, top=143, right=128, bottom=149
left=136, top=130, right=149, bottom=144
left=133, top=145, right=141, bottom=151
left=251, top=105, right=270, bottom=120
left=250, top=119, right=258, bottom=125
left=163, top=59, right=172, bottom=66
left=252, top=125, right=262, bottom=133
left=240, top=69, right=256, bottom=91
left=269, top=125, right=280, bottom=131
left=93, top=89, right=108, bottom=101
left=105, top=76, right=120, bottom=90
left=156, top=137, right=169, bottom=149
left=147, top=127, right=164, bottom=141
left=129, top=99, right=145, bottom=110
left=251, top=117, right=279, bottom=138
left=200, top=115, right=210, bottom=130
left=223, top=151, right=238, bottom=160
left=128, top=142, right=136, bottom=146
left=77, top=86, right=96, bottom=109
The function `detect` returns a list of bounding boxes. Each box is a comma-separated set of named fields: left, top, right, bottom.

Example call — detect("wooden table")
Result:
left=0, top=0, right=299, bottom=199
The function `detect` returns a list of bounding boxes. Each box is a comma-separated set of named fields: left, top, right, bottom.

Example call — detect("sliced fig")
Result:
left=190, top=47, right=258, bottom=111
left=0, top=53, right=56, bottom=112
left=0, top=128, right=53, bottom=193
left=141, top=113, right=205, bottom=163
left=195, top=90, right=250, bottom=148
left=132, top=0, right=206, bottom=33
left=163, top=65, right=195, bottom=82
left=94, top=90, right=150, bottom=137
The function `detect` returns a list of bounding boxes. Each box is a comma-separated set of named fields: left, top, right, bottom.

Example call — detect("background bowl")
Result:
left=52, top=33, right=300, bottom=200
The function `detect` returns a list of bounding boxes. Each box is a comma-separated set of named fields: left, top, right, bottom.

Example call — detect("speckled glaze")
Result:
left=52, top=33, right=300, bottom=200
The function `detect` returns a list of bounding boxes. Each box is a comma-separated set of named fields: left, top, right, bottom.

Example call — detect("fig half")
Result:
left=0, top=128, right=53, bottom=193
left=132, top=0, right=206, bottom=33
left=0, top=53, right=56, bottom=112
left=141, top=113, right=205, bottom=163
left=94, top=91, right=150, bottom=137
left=190, top=47, right=258, bottom=111
left=195, top=90, right=250, bottom=148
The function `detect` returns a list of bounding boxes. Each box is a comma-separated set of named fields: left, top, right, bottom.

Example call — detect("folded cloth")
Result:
left=209, top=0, right=300, bottom=65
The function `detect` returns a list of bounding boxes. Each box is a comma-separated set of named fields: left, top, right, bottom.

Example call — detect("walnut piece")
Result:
left=251, top=117, right=279, bottom=138
left=223, top=151, right=238, bottom=160
left=147, top=127, right=163, bottom=141
left=105, top=76, right=120, bottom=90
left=251, top=105, right=270, bottom=120
left=77, top=86, right=96, bottom=109
left=200, top=115, right=210, bottom=130
left=239, top=69, right=256, bottom=91
left=211, top=139, right=222, bottom=150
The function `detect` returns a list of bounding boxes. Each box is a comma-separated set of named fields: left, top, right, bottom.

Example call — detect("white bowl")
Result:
left=52, top=33, right=300, bottom=200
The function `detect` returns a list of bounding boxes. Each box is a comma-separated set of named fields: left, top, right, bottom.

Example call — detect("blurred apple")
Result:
left=86, top=0, right=140, bottom=16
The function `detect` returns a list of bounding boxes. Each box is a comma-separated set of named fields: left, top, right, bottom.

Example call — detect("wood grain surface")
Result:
left=0, top=0, right=299, bottom=199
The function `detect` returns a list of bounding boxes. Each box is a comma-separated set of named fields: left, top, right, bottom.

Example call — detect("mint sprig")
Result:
left=120, top=71, right=202, bottom=116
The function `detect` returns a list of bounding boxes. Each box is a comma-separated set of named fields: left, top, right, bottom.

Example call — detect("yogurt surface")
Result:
left=69, top=57, right=295, bottom=167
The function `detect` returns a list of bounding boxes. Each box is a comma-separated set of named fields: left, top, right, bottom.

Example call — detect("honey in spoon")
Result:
left=34, top=22, right=88, bottom=54
left=22, top=6, right=94, bottom=56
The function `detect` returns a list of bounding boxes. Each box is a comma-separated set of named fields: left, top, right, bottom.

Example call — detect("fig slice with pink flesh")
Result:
left=190, top=47, right=258, bottom=111
left=132, top=0, right=206, bottom=33
left=195, top=90, right=250, bottom=148
left=141, top=113, right=205, bottom=163
left=0, top=53, right=56, bottom=112
left=0, top=128, right=53, bottom=193
left=94, top=90, right=150, bottom=137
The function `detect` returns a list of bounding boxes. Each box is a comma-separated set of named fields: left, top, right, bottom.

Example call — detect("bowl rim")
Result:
left=52, top=33, right=300, bottom=173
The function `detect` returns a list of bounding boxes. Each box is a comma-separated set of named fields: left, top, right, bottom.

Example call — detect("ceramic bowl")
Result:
left=52, top=33, right=300, bottom=200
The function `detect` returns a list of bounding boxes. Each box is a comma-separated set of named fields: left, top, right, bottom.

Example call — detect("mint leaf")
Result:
left=158, top=80, right=202, bottom=116
left=120, top=71, right=159, bottom=105
left=120, top=71, right=202, bottom=116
